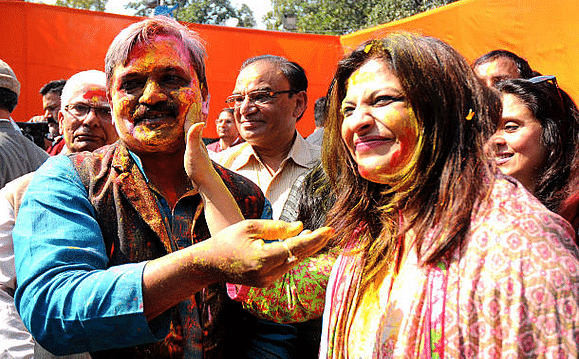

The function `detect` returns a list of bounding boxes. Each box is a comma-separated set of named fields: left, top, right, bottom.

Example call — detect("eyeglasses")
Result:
left=225, top=90, right=297, bottom=109
left=527, top=75, right=563, bottom=103
left=528, top=75, right=556, bottom=84
left=64, top=103, right=112, bottom=120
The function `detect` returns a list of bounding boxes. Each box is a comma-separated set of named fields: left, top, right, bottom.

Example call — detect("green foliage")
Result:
left=54, top=0, right=108, bottom=11
left=264, top=0, right=458, bottom=35
left=237, top=4, right=257, bottom=28
left=366, top=0, right=457, bottom=27
left=125, top=0, right=256, bottom=27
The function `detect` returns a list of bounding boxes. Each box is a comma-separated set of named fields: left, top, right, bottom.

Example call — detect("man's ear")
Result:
left=202, top=96, right=210, bottom=116
left=201, top=88, right=210, bottom=122
left=106, top=90, right=115, bottom=126
left=57, top=110, right=64, bottom=135
left=293, top=91, right=308, bottom=121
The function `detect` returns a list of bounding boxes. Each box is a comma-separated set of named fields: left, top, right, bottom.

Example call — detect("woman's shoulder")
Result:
left=466, top=173, right=579, bottom=275
left=474, top=174, right=574, bottom=238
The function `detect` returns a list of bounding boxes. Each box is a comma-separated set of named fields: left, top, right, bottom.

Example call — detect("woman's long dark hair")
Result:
left=496, top=78, right=579, bottom=213
left=322, top=33, right=501, bottom=356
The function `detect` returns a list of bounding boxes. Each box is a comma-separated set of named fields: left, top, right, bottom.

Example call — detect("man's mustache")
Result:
left=131, top=103, right=178, bottom=123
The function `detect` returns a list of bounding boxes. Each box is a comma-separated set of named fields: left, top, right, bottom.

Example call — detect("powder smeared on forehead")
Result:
left=83, top=88, right=107, bottom=102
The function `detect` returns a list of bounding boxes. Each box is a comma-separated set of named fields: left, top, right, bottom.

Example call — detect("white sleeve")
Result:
left=0, top=189, right=34, bottom=358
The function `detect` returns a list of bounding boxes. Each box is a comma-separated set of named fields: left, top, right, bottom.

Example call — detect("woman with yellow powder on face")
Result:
left=319, top=33, right=579, bottom=358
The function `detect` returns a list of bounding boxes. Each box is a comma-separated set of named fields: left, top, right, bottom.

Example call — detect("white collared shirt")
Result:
left=211, top=133, right=320, bottom=219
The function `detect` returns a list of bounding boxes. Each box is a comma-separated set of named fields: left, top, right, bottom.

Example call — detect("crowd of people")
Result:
left=1, top=14, right=579, bottom=359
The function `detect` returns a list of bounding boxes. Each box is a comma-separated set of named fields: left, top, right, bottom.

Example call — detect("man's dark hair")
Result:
left=241, top=55, right=308, bottom=94
left=314, top=96, right=326, bottom=127
left=473, top=49, right=534, bottom=79
left=105, top=16, right=207, bottom=95
left=0, top=88, right=18, bottom=113
left=39, top=79, right=66, bottom=96
left=220, top=108, right=234, bottom=115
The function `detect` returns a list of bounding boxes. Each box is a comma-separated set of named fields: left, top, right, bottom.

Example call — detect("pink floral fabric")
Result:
left=320, top=176, right=579, bottom=358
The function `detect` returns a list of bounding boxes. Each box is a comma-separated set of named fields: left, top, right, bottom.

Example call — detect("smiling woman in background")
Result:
left=488, top=76, right=579, bottom=215
left=319, top=33, right=579, bottom=358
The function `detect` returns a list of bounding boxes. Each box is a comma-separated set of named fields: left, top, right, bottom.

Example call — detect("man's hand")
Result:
left=142, top=219, right=334, bottom=320
left=205, top=220, right=334, bottom=287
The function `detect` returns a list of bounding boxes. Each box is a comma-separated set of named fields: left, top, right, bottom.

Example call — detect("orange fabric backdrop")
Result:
left=0, top=1, right=342, bottom=138
left=3, top=0, right=579, bottom=138
left=341, top=0, right=579, bottom=102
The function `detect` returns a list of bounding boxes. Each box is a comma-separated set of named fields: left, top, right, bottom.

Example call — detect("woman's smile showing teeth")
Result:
left=354, top=135, right=394, bottom=152
left=494, top=151, right=513, bottom=165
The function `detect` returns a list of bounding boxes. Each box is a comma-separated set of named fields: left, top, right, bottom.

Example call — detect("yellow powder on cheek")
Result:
left=113, top=97, right=134, bottom=130
left=392, top=107, right=421, bottom=173
left=370, top=107, right=422, bottom=184
left=404, top=107, right=420, bottom=147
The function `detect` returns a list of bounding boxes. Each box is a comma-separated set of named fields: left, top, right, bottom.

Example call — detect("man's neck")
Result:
left=219, top=136, right=238, bottom=150
left=252, top=132, right=296, bottom=175
left=139, top=150, right=190, bottom=208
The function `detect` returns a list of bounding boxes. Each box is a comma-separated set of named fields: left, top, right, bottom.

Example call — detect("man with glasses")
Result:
left=206, top=108, right=243, bottom=153
left=211, top=55, right=325, bottom=358
left=58, top=70, right=118, bottom=154
left=212, top=55, right=321, bottom=220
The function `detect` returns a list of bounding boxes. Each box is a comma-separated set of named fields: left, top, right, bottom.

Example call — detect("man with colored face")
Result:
left=472, top=49, right=535, bottom=88
left=58, top=71, right=118, bottom=154
left=206, top=108, right=242, bottom=153
left=13, top=17, right=330, bottom=358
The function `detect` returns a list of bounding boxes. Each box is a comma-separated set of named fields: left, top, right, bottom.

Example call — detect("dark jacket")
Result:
left=69, top=142, right=267, bottom=358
